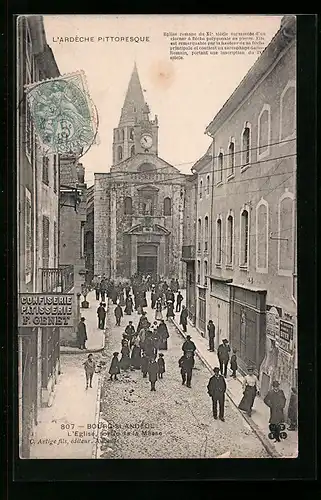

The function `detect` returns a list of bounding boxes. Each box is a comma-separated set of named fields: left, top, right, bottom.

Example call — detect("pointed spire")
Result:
left=118, top=64, right=146, bottom=126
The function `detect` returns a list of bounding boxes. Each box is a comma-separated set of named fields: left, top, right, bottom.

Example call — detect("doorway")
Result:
left=137, top=256, right=157, bottom=276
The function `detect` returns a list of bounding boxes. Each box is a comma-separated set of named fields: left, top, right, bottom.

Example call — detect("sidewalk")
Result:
left=172, top=315, right=298, bottom=458
left=30, top=353, right=102, bottom=459
left=61, top=290, right=106, bottom=353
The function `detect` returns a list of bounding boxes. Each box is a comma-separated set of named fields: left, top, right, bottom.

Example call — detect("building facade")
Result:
left=17, top=15, right=61, bottom=458
left=85, top=184, right=94, bottom=284
left=184, top=15, right=297, bottom=403
left=94, top=64, right=187, bottom=284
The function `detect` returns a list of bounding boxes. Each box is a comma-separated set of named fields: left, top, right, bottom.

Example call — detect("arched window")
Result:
left=240, top=209, right=249, bottom=266
left=199, top=179, right=203, bottom=199
left=130, top=145, right=135, bottom=156
left=206, top=175, right=210, bottom=195
left=278, top=192, right=294, bottom=274
left=124, top=196, right=133, bottom=215
left=163, top=197, right=172, bottom=216
left=228, top=140, right=235, bottom=177
left=198, top=218, right=202, bottom=252
left=242, top=123, right=251, bottom=167
left=256, top=199, right=269, bottom=272
left=280, top=83, right=296, bottom=140
left=258, top=105, right=271, bottom=157
left=117, top=145, right=123, bottom=161
left=226, top=215, right=234, bottom=266
left=129, top=128, right=134, bottom=141
left=204, top=216, right=209, bottom=251
left=216, top=218, right=222, bottom=264
left=120, top=129, right=125, bottom=141
left=197, top=260, right=201, bottom=284
left=218, top=152, right=223, bottom=183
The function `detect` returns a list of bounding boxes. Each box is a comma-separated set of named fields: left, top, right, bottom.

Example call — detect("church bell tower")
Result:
left=112, top=63, right=159, bottom=165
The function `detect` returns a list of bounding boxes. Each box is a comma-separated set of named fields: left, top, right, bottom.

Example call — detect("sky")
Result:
left=43, top=14, right=283, bottom=186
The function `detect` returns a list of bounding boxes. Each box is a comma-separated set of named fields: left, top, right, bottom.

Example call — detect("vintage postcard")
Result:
left=17, top=14, right=298, bottom=460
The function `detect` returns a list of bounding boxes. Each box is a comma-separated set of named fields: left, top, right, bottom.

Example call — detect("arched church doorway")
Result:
left=137, top=244, right=158, bottom=278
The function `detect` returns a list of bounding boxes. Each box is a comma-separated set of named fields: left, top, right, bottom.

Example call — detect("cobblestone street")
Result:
left=97, top=294, right=270, bottom=459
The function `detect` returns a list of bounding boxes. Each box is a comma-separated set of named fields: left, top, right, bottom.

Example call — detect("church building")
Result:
left=94, top=64, right=187, bottom=283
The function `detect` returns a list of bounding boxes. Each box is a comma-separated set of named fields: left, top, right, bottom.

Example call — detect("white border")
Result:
left=279, top=80, right=296, bottom=143
left=255, top=198, right=269, bottom=273
left=239, top=204, right=250, bottom=270
left=240, top=122, right=252, bottom=173
left=257, top=104, right=271, bottom=160
left=225, top=210, right=235, bottom=268
left=278, top=189, right=295, bottom=277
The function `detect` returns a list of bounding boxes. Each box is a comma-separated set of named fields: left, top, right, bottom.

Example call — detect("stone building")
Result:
left=183, top=15, right=297, bottom=403
left=17, top=15, right=61, bottom=458
left=85, top=184, right=94, bottom=283
left=94, top=64, right=187, bottom=283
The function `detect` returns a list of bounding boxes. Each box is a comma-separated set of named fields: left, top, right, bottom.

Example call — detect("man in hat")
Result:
left=179, top=305, right=188, bottom=333
left=114, top=303, right=123, bottom=326
left=182, top=335, right=196, bottom=368
left=97, top=302, right=106, bottom=330
left=77, top=317, right=87, bottom=350
left=178, top=351, right=194, bottom=388
left=217, top=339, right=231, bottom=377
left=207, top=320, right=216, bottom=352
left=207, top=367, right=227, bottom=421
left=264, top=381, right=286, bottom=427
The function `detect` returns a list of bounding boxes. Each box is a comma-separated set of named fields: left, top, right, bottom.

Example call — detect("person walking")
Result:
left=100, top=281, right=106, bottom=302
left=207, top=367, right=227, bottom=421
left=230, top=348, right=238, bottom=378
left=178, top=352, right=194, bottom=388
left=83, top=354, right=96, bottom=389
left=125, top=321, right=136, bottom=346
left=148, top=358, right=158, bottom=391
left=141, top=352, right=149, bottom=378
left=157, top=353, right=165, bottom=379
left=130, top=337, right=142, bottom=370
left=179, top=305, right=188, bottom=333
left=97, top=302, right=106, bottom=329
left=264, top=381, right=286, bottom=431
left=207, top=320, right=215, bottom=352
left=217, top=339, right=231, bottom=377
left=94, top=279, right=100, bottom=301
left=287, top=387, right=298, bottom=431
left=77, top=317, right=87, bottom=350
left=151, top=288, right=157, bottom=309
left=157, top=320, right=169, bottom=350
left=124, top=294, right=133, bottom=315
left=175, top=291, right=183, bottom=312
left=114, top=303, right=123, bottom=326
left=120, top=340, right=131, bottom=371
left=155, top=299, right=163, bottom=321
left=182, top=335, right=196, bottom=368
left=238, top=366, right=259, bottom=417
left=108, top=352, right=120, bottom=381
left=166, top=300, right=175, bottom=320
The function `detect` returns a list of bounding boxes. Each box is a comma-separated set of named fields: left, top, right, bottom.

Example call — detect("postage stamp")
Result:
left=25, top=71, right=98, bottom=155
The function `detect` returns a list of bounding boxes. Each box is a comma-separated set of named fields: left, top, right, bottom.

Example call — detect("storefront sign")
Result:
left=18, top=293, right=74, bottom=327
left=266, top=307, right=280, bottom=339
left=277, top=319, right=294, bottom=354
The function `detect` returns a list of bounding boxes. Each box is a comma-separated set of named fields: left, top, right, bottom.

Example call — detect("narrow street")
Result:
left=96, top=293, right=270, bottom=459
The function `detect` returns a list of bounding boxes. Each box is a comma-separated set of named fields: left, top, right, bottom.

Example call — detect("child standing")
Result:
left=230, top=348, right=238, bottom=378
left=157, top=353, right=165, bottom=379
left=109, top=352, right=120, bottom=381
left=83, top=354, right=96, bottom=389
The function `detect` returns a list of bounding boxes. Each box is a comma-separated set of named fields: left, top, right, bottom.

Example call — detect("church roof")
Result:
left=119, top=63, right=146, bottom=127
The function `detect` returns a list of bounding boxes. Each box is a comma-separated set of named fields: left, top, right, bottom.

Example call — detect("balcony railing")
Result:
left=40, top=265, right=74, bottom=293
left=182, top=245, right=196, bottom=261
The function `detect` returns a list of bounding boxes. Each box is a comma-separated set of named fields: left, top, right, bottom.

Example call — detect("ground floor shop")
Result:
left=208, top=277, right=232, bottom=350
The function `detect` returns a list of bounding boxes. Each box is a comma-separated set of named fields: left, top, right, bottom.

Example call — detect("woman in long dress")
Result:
left=238, top=366, right=259, bottom=417
left=155, top=299, right=163, bottom=321
left=119, top=289, right=126, bottom=307
left=124, top=295, right=133, bottom=315
left=130, top=337, right=142, bottom=370
left=120, top=340, right=131, bottom=371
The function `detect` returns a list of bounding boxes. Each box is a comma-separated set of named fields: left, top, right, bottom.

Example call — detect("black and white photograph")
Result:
left=16, top=14, right=298, bottom=461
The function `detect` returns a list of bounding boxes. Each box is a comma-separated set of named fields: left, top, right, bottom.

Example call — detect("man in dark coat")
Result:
left=207, top=320, right=215, bottom=352
left=179, top=352, right=194, bottom=388
left=148, top=358, right=158, bottom=391
left=97, top=302, right=106, bottom=329
left=157, top=320, right=169, bottom=350
left=207, top=367, right=227, bottom=421
left=125, top=321, right=136, bottom=344
left=166, top=289, right=175, bottom=303
left=94, top=280, right=100, bottom=301
left=137, top=312, right=150, bottom=333
left=100, top=281, right=106, bottom=302
left=264, top=381, right=286, bottom=426
left=114, top=304, right=123, bottom=326
left=217, top=339, right=231, bottom=377
left=179, top=305, right=188, bottom=333
left=175, top=291, right=183, bottom=312
left=151, top=288, right=157, bottom=309
left=182, top=335, right=196, bottom=367
left=141, top=352, right=149, bottom=378
left=77, top=317, right=87, bottom=350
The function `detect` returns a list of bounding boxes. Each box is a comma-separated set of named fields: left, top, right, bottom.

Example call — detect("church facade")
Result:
left=94, top=64, right=187, bottom=284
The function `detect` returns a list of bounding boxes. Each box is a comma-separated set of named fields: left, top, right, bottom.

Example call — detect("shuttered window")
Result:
left=42, top=216, right=50, bottom=268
